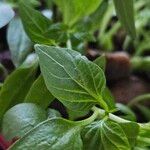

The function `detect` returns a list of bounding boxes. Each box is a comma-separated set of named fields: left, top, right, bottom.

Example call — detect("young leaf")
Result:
left=0, top=2, right=14, bottom=28
left=113, top=0, right=136, bottom=38
left=2, top=103, right=47, bottom=140
left=9, top=118, right=83, bottom=150
left=75, top=0, right=108, bottom=32
left=94, top=55, right=106, bottom=71
left=0, top=54, right=38, bottom=121
left=54, top=0, right=102, bottom=26
left=82, top=120, right=135, bottom=150
left=7, top=17, right=32, bottom=67
left=25, top=75, right=55, bottom=109
left=19, top=1, right=67, bottom=45
left=18, top=0, right=53, bottom=45
left=35, top=45, right=109, bottom=111
left=116, top=103, right=136, bottom=121
left=102, top=87, right=116, bottom=111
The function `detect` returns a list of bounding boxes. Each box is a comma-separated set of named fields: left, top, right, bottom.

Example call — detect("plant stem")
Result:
left=128, top=94, right=150, bottom=107
left=67, top=39, right=72, bottom=49
left=75, top=108, right=99, bottom=126
left=92, top=106, right=130, bottom=123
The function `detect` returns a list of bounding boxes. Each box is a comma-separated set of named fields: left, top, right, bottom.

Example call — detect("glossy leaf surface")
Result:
left=35, top=45, right=108, bottom=111
left=2, top=103, right=47, bottom=140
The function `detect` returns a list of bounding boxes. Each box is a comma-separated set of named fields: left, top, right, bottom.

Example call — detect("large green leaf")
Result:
left=54, top=0, right=102, bottom=26
left=0, top=2, right=14, bottom=28
left=9, top=118, right=83, bottom=150
left=7, top=17, right=32, bottom=67
left=35, top=45, right=109, bottom=111
left=0, top=54, right=38, bottom=121
left=25, top=75, right=55, bottom=109
left=19, top=1, right=67, bottom=45
left=2, top=103, right=47, bottom=140
left=113, top=0, right=136, bottom=38
left=81, top=120, right=138, bottom=150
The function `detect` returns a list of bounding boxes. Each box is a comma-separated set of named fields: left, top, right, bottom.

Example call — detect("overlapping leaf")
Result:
left=7, top=17, right=32, bottom=67
left=2, top=103, right=47, bottom=140
left=9, top=118, right=83, bottom=150
left=0, top=54, right=38, bottom=121
left=35, top=45, right=109, bottom=111
left=81, top=120, right=139, bottom=150
left=25, top=75, right=55, bottom=109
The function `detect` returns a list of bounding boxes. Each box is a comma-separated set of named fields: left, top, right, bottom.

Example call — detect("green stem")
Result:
left=67, top=39, right=72, bottom=49
left=92, top=106, right=130, bottom=123
left=75, top=108, right=99, bottom=126
left=128, top=94, right=150, bottom=107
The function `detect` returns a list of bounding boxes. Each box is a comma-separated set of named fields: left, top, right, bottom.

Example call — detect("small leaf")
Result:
left=54, top=0, right=102, bottom=26
left=35, top=45, right=109, bottom=111
left=2, top=103, right=47, bottom=140
left=116, top=103, right=136, bottom=121
left=19, top=1, right=67, bottom=45
left=136, top=104, right=150, bottom=121
left=113, top=0, right=136, bottom=38
left=0, top=54, right=38, bottom=121
left=9, top=118, right=83, bottom=150
left=76, top=0, right=108, bottom=32
left=25, top=75, right=55, bottom=109
left=102, top=87, right=116, bottom=111
left=18, top=0, right=54, bottom=45
left=94, top=55, right=106, bottom=71
left=7, top=17, right=32, bottom=67
left=0, top=2, right=15, bottom=28
left=82, top=119, right=131, bottom=150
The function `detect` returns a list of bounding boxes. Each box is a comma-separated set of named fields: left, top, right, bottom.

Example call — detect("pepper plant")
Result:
left=0, top=0, right=149, bottom=150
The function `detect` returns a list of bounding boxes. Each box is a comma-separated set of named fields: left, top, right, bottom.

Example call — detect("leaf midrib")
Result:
left=39, top=49, right=99, bottom=102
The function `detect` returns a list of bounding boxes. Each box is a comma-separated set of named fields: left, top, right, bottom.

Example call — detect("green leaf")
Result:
left=0, top=2, right=15, bottom=28
left=18, top=0, right=54, bottom=45
left=0, top=63, right=8, bottom=80
left=113, top=0, right=136, bottom=38
left=7, top=17, right=32, bottom=67
left=116, top=103, right=136, bottom=121
left=67, top=108, right=89, bottom=121
left=0, top=83, right=3, bottom=91
left=35, top=45, right=109, bottom=111
left=54, top=0, right=102, bottom=26
left=81, top=120, right=137, bottom=150
left=93, top=55, right=106, bottom=71
left=102, top=87, right=116, bottom=111
left=136, top=123, right=150, bottom=147
left=6, top=0, right=40, bottom=8
left=119, top=122, right=139, bottom=148
left=9, top=118, right=83, bottom=150
left=25, top=75, right=55, bottom=109
left=0, top=54, right=38, bottom=121
left=2, top=103, right=47, bottom=140
left=136, top=104, right=150, bottom=121
left=47, top=108, right=61, bottom=119
left=76, top=0, right=108, bottom=32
